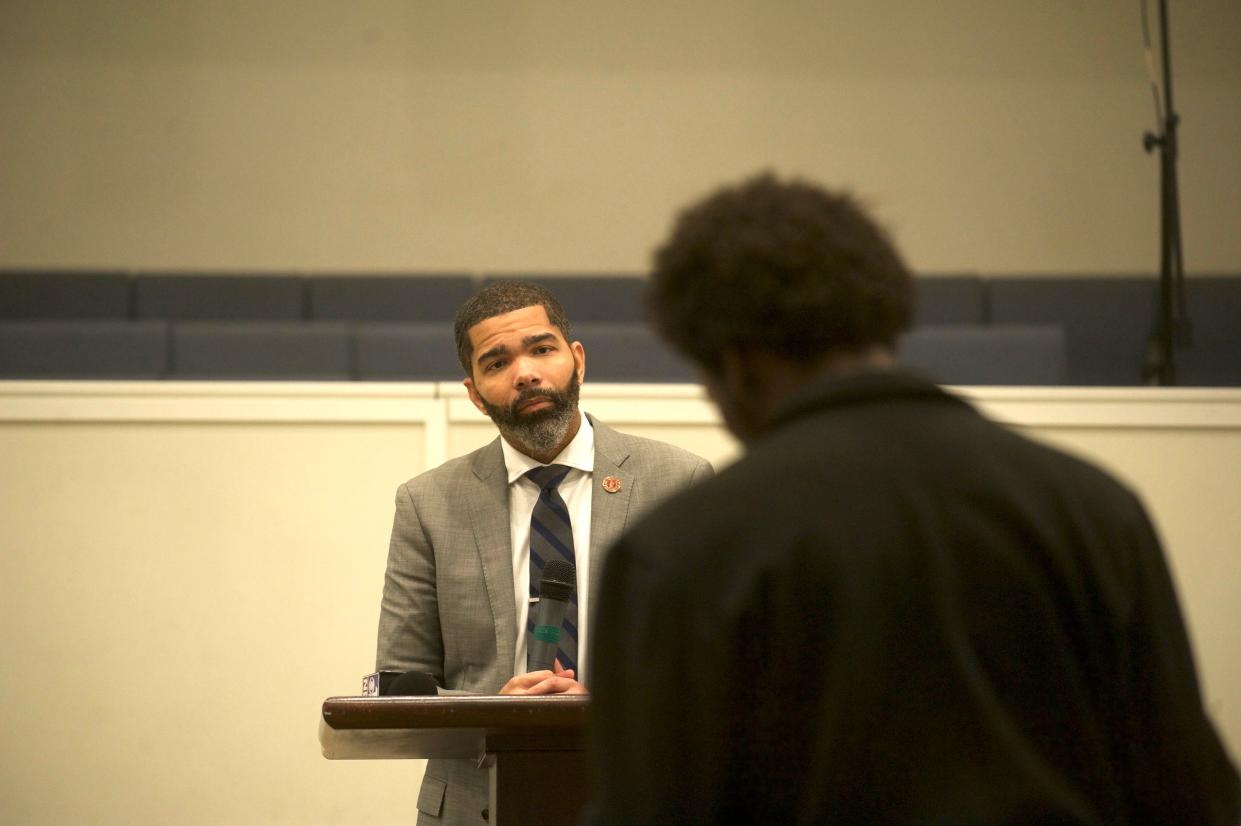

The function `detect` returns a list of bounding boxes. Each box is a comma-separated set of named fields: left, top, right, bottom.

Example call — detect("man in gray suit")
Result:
left=376, top=280, right=712, bottom=825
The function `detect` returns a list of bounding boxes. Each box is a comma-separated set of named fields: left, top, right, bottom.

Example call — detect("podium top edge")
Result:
left=321, top=694, right=590, bottom=731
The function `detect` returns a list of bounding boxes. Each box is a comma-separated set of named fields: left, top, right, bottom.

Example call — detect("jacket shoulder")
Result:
left=591, top=416, right=713, bottom=473
left=399, top=439, right=501, bottom=496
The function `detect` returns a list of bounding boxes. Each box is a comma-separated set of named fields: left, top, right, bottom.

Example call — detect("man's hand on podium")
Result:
left=499, top=659, right=587, bottom=696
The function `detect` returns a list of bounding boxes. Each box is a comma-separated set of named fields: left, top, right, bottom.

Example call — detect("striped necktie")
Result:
left=525, top=464, right=578, bottom=674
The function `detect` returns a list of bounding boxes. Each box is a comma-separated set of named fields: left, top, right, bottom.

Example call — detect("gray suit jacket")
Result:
left=377, top=415, right=712, bottom=825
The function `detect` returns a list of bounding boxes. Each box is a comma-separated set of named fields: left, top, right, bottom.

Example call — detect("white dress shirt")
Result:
left=500, top=412, right=595, bottom=681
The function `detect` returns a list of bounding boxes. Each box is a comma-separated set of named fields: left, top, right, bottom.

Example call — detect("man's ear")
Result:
left=716, top=348, right=763, bottom=398
left=463, top=377, right=488, bottom=416
left=572, top=340, right=586, bottom=383
left=703, top=348, right=772, bottom=443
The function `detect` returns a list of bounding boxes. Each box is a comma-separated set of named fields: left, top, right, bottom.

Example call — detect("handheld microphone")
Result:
left=528, top=558, right=575, bottom=672
left=361, top=670, right=438, bottom=696
left=382, top=670, right=439, bottom=696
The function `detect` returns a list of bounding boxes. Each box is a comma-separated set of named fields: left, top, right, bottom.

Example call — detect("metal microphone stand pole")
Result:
left=1142, top=0, right=1188, bottom=386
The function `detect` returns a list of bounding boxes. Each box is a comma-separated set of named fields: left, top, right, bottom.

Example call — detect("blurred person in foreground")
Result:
left=585, top=172, right=1240, bottom=824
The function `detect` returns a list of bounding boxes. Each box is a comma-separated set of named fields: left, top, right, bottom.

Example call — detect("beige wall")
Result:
left=2, top=2, right=1239, bottom=274
left=0, top=380, right=1238, bottom=824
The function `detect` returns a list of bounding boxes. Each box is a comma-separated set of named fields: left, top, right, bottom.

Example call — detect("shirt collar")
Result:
left=501, top=410, right=596, bottom=485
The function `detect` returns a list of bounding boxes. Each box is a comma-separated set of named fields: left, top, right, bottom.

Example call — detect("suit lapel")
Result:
left=466, top=419, right=639, bottom=675
left=468, top=438, right=518, bottom=671
left=588, top=416, right=635, bottom=606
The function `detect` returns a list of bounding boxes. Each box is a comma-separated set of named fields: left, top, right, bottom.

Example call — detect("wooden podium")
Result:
left=320, top=694, right=590, bottom=825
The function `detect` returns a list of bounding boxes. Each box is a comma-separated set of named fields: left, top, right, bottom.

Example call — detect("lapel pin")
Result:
left=602, top=475, right=622, bottom=494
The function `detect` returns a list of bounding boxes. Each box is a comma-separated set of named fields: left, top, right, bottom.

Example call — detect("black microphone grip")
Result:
left=528, top=559, right=575, bottom=672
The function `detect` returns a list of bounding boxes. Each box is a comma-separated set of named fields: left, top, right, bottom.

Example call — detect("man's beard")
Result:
left=478, top=372, right=581, bottom=455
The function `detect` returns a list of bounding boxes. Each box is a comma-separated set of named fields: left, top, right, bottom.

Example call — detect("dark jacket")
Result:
left=588, top=369, right=1240, bottom=825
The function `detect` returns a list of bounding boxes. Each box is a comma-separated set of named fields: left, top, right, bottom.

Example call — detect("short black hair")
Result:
left=648, top=172, right=913, bottom=374
left=453, top=280, right=573, bottom=377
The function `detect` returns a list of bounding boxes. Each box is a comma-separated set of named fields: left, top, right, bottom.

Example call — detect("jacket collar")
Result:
left=767, top=367, right=970, bottom=432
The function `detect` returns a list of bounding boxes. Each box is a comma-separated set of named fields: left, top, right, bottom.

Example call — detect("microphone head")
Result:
left=381, top=670, right=439, bottom=696
left=539, top=559, right=576, bottom=602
